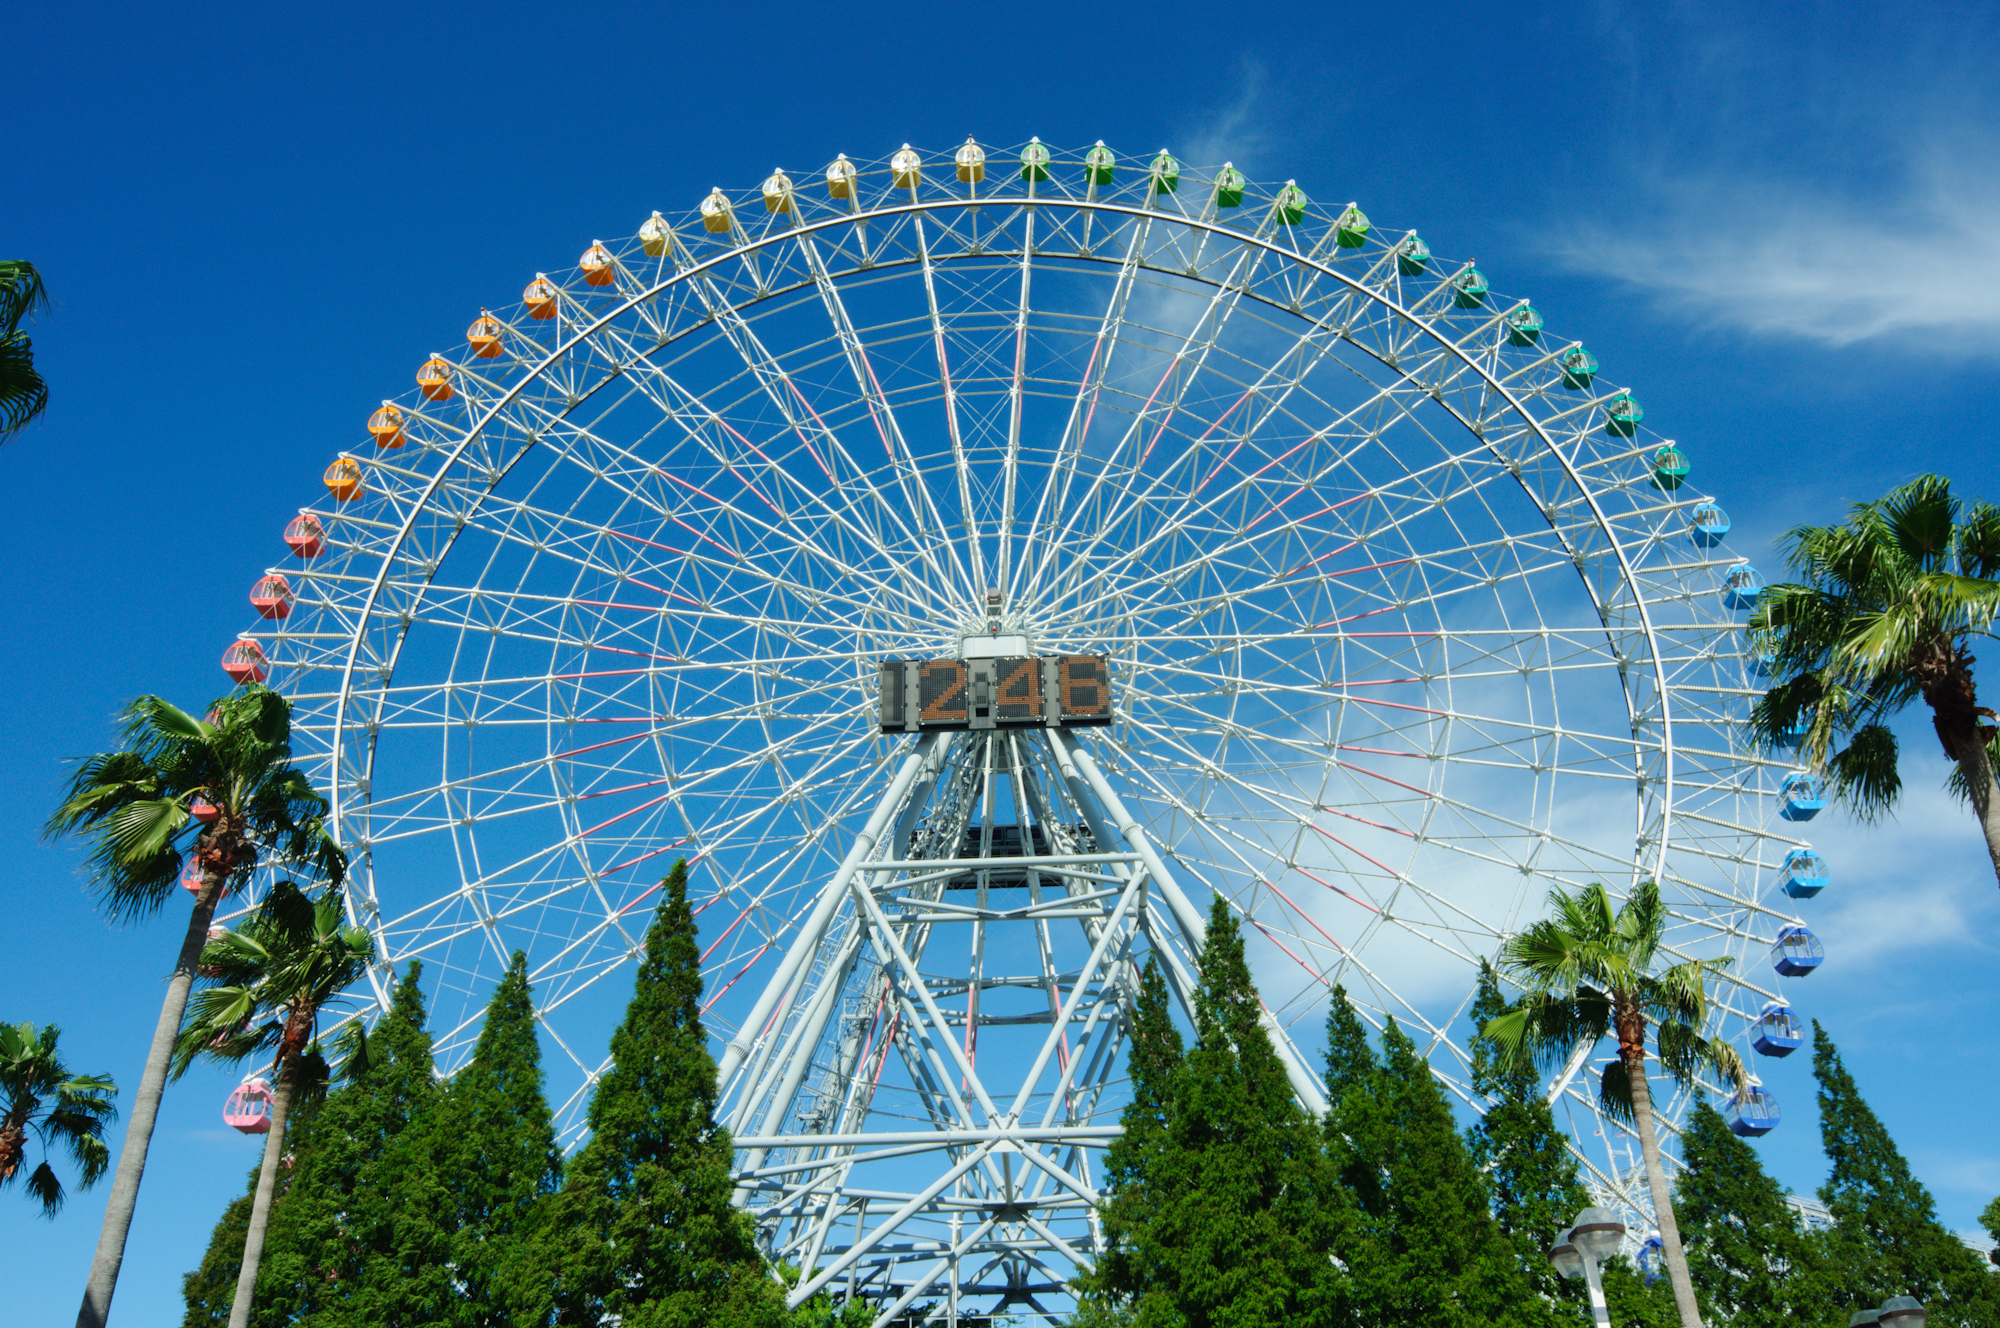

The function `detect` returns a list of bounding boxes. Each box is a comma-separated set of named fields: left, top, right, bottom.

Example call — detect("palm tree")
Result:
left=0, top=1022, right=117, bottom=1216
left=1748, top=474, right=2000, bottom=887
left=47, top=685, right=345, bottom=1328
left=0, top=260, right=50, bottom=440
left=174, top=881, right=374, bottom=1328
left=1483, top=881, right=1747, bottom=1328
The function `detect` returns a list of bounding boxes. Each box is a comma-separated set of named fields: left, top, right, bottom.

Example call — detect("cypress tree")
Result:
left=1323, top=984, right=1375, bottom=1104
left=254, top=964, right=454, bottom=1326
left=1468, top=961, right=1590, bottom=1317
left=437, top=950, right=563, bottom=1327
left=529, top=860, right=783, bottom=1328
left=1812, top=1022, right=1999, bottom=1326
left=1334, top=1017, right=1539, bottom=1328
left=1674, top=1101, right=1827, bottom=1328
left=1086, top=902, right=1342, bottom=1327
left=1085, top=957, right=1184, bottom=1324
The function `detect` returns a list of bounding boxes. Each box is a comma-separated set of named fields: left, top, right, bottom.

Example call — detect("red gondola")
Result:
left=283, top=514, right=325, bottom=558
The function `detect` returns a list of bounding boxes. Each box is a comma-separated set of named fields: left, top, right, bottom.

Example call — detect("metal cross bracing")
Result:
left=222, top=141, right=1821, bottom=1272
left=716, top=725, right=1324, bottom=1326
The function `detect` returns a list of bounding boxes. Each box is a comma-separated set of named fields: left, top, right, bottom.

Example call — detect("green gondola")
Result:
left=1559, top=345, right=1599, bottom=390
left=1335, top=204, right=1370, bottom=249
left=1020, top=139, right=1051, bottom=183
left=1274, top=183, right=1308, bottom=226
left=1395, top=233, right=1430, bottom=275
left=1651, top=444, right=1690, bottom=490
left=1605, top=392, right=1644, bottom=438
left=1150, top=151, right=1180, bottom=194
left=1506, top=303, right=1544, bottom=346
left=1084, top=143, right=1115, bottom=186
left=1214, top=165, right=1246, bottom=208
left=1453, top=267, right=1489, bottom=309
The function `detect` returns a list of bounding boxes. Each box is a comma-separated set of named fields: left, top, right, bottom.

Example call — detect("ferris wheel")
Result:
left=222, top=138, right=1825, bottom=1322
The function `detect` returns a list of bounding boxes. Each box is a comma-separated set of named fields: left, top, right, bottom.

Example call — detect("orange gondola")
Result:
left=324, top=458, right=365, bottom=501
left=524, top=274, right=559, bottom=319
left=367, top=403, right=406, bottom=449
left=580, top=242, right=616, bottom=287
left=467, top=310, right=504, bottom=358
left=416, top=356, right=454, bottom=402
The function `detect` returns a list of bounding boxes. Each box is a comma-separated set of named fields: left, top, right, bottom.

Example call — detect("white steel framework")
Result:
left=225, top=141, right=1822, bottom=1324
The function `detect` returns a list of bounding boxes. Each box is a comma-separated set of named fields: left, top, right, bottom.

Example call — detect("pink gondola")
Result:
left=221, top=639, right=268, bottom=684
left=190, top=796, right=220, bottom=824
left=283, top=514, right=325, bottom=558
left=223, top=1080, right=275, bottom=1135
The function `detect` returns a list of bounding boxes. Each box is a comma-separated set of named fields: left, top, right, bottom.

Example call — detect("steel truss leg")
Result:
left=722, top=729, right=1327, bottom=1326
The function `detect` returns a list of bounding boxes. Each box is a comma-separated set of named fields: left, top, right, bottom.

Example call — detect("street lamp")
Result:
left=1876, top=1296, right=1926, bottom=1328
left=1550, top=1206, right=1626, bottom=1328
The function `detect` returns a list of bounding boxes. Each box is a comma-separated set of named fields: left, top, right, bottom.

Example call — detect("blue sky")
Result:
left=7, top=0, right=1999, bottom=1321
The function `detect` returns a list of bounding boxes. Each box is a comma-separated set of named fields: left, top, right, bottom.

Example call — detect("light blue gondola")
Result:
left=1637, top=1235, right=1665, bottom=1287
left=1776, top=710, right=1811, bottom=749
left=1726, top=1084, right=1782, bottom=1136
left=1753, top=1000, right=1803, bottom=1057
left=1780, top=846, right=1829, bottom=899
left=1749, top=637, right=1778, bottom=678
left=1723, top=563, right=1765, bottom=611
left=1779, top=770, right=1826, bottom=821
left=1772, top=923, right=1825, bottom=976
left=1691, top=501, right=1730, bottom=546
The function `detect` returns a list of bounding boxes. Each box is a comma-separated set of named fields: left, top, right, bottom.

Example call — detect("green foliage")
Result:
left=1811, top=1023, right=2000, bottom=1327
left=1321, top=984, right=1374, bottom=1105
left=525, top=860, right=783, bottom=1328
left=1084, top=902, right=1341, bottom=1327
left=1333, top=1017, right=1539, bottom=1328
left=436, top=951, right=564, bottom=1327
left=1980, top=1194, right=2000, bottom=1248
left=182, top=1168, right=257, bottom=1327
left=0, top=1020, right=117, bottom=1216
left=172, top=881, right=374, bottom=1083
left=1599, top=1257, right=1679, bottom=1328
left=0, top=259, right=49, bottom=438
left=1483, top=882, right=1746, bottom=1119
left=1749, top=473, right=2000, bottom=818
left=254, top=964, right=455, bottom=1326
left=1468, top=964, right=1590, bottom=1311
left=1674, top=1102, right=1828, bottom=1328
left=47, top=686, right=345, bottom=919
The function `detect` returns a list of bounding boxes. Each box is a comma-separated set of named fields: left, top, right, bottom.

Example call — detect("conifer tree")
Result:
left=528, top=860, right=783, bottom=1328
left=1674, top=1101, right=1827, bottom=1328
left=1812, top=1022, right=1999, bottom=1326
left=254, top=964, right=454, bottom=1326
left=1468, top=963, right=1590, bottom=1318
left=1085, top=957, right=1184, bottom=1324
left=437, top=951, right=563, bottom=1327
left=1085, top=903, right=1341, bottom=1327
left=1322, top=984, right=1375, bottom=1105
left=1333, top=1017, right=1539, bottom=1328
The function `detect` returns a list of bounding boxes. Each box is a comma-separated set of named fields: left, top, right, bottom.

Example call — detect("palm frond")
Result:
left=24, top=1160, right=64, bottom=1216
left=0, top=261, right=48, bottom=334
left=1826, top=723, right=1902, bottom=820
left=0, top=331, right=48, bottom=438
left=1597, top=1062, right=1636, bottom=1125
left=1882, top=474, right=1959, bottom=571
left=1957, top=501, right=2000, bottom=580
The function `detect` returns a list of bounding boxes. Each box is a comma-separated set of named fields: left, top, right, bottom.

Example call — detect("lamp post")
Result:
left=1551, top=1205, right=1626, bottom=1328
left=1876, top=1296, right=1926, bottom=1328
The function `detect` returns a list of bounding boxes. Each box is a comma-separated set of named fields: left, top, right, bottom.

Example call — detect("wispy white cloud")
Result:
left=1550, top=7, right=2000, bottom=354
left=1553, top=153, right=2000, bottom=351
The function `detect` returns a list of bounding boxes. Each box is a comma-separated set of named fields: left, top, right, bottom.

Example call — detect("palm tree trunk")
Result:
left=225, top=1060, right=294, bottom=1328
left=75, top=878, right=223, bottom=1328
left=1626, top=1054, right=1703, bottom=1328
left=1956, top=728, right=2000, bottom=890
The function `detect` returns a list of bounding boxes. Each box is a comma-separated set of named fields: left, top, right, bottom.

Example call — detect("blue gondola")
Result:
left=1753, top=1000, right=1804, bottom=1056
left=1723, top=563, right=1765, bottom=611
left=1776, top=711, right=1811, bottom=749
left=1780, top=846, right=1830, bottom=899
left=1636, top=1234, right=1665, bottom=1287
left=1726, top=1085, right=1782, bottom=1136
left=1772, top=924, right=1825, bottom=976
left=1691, top=502, right=1730, bottom=546
left=1749, top=638, right=1777, bottom=678
left=1779, top=770, right=1826, bottom=821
